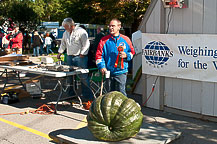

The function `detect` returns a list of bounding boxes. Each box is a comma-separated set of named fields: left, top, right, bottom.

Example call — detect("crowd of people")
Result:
left=0, top=24, right=57, bottom=57
left=0, top=17, right=135, bottom=100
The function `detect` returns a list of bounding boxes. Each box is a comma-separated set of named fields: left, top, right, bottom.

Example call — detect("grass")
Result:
left=38, top=53, right=65, bottom=63
left=51, top=54, right=65, bottom=63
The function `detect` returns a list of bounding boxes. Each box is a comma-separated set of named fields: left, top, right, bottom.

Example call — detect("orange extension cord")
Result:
left=142, top=76, right=159, bottom=106
left=0, top=104, right=55, bottom=116
left=82, top=101, right=93, bottom=110
left=0, top=101, right=93, bottom=116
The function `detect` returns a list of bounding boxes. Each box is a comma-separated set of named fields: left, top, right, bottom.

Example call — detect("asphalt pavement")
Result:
left=0, top=55, right=216, bottom=144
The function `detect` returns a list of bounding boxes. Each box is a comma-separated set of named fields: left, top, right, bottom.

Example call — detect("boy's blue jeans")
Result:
left=46, top=44, right=53, bottom=54
left=108, top=73, right=127, bottom=96
left=33, top=46, right=40, bottom=56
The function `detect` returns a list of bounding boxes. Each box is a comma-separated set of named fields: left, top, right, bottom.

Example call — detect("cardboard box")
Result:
left=26, top=80, right=42, bottom=95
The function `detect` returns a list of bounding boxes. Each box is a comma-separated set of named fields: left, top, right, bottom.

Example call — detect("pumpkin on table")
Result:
left=87, top=91, right=143, bottom=141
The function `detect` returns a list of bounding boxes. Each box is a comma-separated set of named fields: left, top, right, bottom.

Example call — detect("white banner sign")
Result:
left=142, top=33, right=217, bottom=82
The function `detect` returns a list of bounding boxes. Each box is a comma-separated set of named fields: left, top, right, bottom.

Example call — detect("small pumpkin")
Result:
left=87, top=91, right=143, bottom=141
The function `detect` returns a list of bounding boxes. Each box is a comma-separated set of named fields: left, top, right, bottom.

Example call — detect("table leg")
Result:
left=16, top=71, right=26, bottom=91
left=54, top=80, right=63, bottom=114
left=53, top=75, right=83, bottom=114
left=72, top=75, right=82, bottom=106
left=1, top=69, right=26, bottom=94
left=1, top=69, right=8, bottom=93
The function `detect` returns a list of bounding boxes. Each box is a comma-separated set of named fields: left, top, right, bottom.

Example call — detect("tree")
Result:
left=31, top=0, right=46, bottom=21
left=0, top=0, right=39, bottom=31
left=0, top=0, right=150, bottom=33
left=41, top=0, right=63, bottom=21
left=59, top=0, right=150, bottom=33
left=0, top=0, right=13, bottom=17
left=59, top=0, right=96, bottom=24
left=8, top=2, right=38, bottom=25
left=94, top=0, right=150, bottom=33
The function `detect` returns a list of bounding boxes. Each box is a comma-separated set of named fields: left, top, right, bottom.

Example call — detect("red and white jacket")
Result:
left=6, top=32, right=23, bottom=49
left=96, top=34, right=135, bottom=76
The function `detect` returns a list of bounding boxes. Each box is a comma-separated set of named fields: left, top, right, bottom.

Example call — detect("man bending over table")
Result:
left=57, top=18, right=94, bottom=101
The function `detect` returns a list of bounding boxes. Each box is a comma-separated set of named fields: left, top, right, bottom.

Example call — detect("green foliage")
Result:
left=0, top=0, right=150, bottom=33
left=8, top=2, right=38, bottom=25
left=32, top=0, right=45, bottom=19
left=60, top=0, right=96, bottom=24
left=60, top=0, right=150, bottom=32
left=51, top=55, right=64, bottom=63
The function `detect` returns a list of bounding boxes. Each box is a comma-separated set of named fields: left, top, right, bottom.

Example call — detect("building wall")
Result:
left=138, top=0, right=217, bottom=117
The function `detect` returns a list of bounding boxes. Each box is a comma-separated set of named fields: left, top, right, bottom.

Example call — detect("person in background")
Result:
left=50, top=32, right=56, bottom=49
left=93, top=26, right=105, bottom=55
left=27, top=33, right=32, bottom=54
left=95, top=18, right=135, bottom=96
left=79, top=25, right=87, bottom=30
left=22, top=30, right=28, bottom=54
left=2, top=33, right=9, bottom=49
left=32, top=31, right=41, bottom=57
left=39, top=33, right=45, bottom=56
left=0, top=31, right=3, bottom=48
left=6, top=24, right=23, bottom=54
left=44, top=32, right=54, bottom=55
left=88, top=26, right=105, bottom=68
left=57, top=18, right=94, bottom=101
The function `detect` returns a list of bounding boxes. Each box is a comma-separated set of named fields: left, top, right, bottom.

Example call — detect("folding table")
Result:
left=0, top=65, right=89, bottom=113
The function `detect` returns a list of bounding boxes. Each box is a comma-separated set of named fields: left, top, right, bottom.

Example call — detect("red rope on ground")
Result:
left=0, top=112, right=23, bottom=115
left=29, top=104, right=55, bottom=115
left=82, top=101, right=93, bottom=110
left=0, top=104, right=55, bottom=116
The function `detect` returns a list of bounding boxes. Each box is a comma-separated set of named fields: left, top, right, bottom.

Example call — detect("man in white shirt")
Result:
left=57, top=18, right=93, bottom=101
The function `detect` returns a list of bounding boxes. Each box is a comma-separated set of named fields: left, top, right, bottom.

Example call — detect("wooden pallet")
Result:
left=0, top=55, right=29, bottom=62
left=0, top=55, right=31, bottom=66
left=0, top=60, right=32, bottom=66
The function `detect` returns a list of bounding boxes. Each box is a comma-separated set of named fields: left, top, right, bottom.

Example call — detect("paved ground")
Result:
left=0, top=56, right=216, bottom=144
left=141, top=107, right=217, bottom=144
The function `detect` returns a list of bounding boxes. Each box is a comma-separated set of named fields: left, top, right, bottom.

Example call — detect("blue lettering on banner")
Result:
left=178, top=46, right=217, bottom=58
left=144, top=41, right=217, bottom=71
left=194, top=60, right=207, bottom=69
left=178, top=59, right=189, bottom=68
left=213, top=61, right=217, bottom=70
left=143, top=41, right=173, bottom=66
